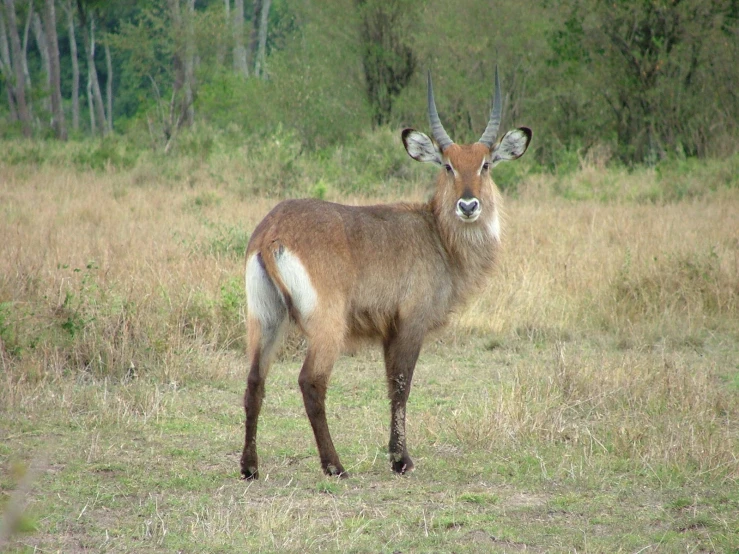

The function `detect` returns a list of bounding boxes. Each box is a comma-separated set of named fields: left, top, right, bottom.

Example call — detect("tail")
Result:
left=258, top=241, right=303, bottom=327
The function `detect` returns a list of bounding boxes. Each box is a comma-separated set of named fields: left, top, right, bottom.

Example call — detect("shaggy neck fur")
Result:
left=428, top=185, right=501, bottom=305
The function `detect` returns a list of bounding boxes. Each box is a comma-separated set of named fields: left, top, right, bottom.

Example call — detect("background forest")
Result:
left=1, top=0, right=739, bottom=168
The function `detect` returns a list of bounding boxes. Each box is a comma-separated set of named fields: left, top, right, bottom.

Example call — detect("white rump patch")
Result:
left=246, top=254, right=284, bottom=328
left=274, top=248, right=318, bottom=320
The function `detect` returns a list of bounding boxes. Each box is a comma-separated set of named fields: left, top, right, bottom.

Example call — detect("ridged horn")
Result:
left=478, top=65, right=502, bottom=148
left=427, top=71, right=454, bottom=151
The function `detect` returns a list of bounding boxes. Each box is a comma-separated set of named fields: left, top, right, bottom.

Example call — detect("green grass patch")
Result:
left=2, top=336, right=737, bottom=552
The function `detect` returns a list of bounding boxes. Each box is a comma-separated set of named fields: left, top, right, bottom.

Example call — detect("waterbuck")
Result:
left=241, top=67, right=531, bottom=479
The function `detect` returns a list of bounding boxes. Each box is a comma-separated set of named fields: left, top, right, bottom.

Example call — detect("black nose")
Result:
left=458, top=199, right=479, bottom=217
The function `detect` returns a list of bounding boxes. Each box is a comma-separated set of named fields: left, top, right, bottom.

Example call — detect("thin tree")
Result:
left=167, top=0, right=195, bottom=127
left=42, top=0, right=66, bottom=139
left=253, top=0, right=270, bottom=78
left=3, top=0, right=32, bottom=135
left=0, top=6, right=19, bottom=120
left=64, top=0, right=78, bottom=131
left=184, top=0, right=194, bottom=125
left=232, top=0, right=247, bottom=75
left=20, top=0, right=32, bottom=103
left=103, top=35, right=111, bottom=132
left=77, top=5, right=106, bottom=136
left=31, top=8, right=50, bottom=115
left=245, top=0, right=258, bottom=72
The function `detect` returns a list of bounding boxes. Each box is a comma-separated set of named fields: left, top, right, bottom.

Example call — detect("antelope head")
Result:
left=402, top=67, right=532, bottom=225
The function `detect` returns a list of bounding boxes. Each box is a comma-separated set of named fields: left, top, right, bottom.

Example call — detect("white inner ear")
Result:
left=404, top=131, right=444, bottom=165
left=490, top=129, right=530, bottom=167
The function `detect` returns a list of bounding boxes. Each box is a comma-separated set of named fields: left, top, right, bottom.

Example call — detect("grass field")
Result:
left=1, top=142, right=738, bottom=552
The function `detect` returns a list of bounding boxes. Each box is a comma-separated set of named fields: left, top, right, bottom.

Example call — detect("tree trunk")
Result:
left=183, top=0, right=195, bottom=125
left=3, top=0, right=32, bottom=136
left=0, top=6, right=19, bottom=120
left=254, top=0, right=270, bottom=78
left=232, top=0, right=247, bottom=75
left=64, top=0, right=78, bottom=131
left=104, top=38, right=112, bottom=133
left=245, top=0, right=259, bottom=72
left=86, top=62, right=94, bottom=132
left=42, top=0, right=66, bottom=139
left=89, top=17, right=106, bottom=135
left=31, top=10, right=50, bottom=112
left=78, top=10, right=106, bottom=135
left=20, top=0, right=31, bottom=96
left=168, top=0, right=195, bottom=127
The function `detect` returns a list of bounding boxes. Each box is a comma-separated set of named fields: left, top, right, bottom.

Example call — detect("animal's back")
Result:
left=246, top=198, right=455, bottom=341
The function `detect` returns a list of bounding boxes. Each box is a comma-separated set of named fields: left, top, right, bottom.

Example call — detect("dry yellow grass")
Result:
left=1, top=159, right=737, bottom=389
left=463, top=181, right=738, bottom=337
left=1, top=155, right=738, bottom=551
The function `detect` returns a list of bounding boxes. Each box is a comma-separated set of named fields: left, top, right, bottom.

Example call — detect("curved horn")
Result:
left=478, top=65, right=502, bottom=148
left=427, top=71, right=453, bottom=151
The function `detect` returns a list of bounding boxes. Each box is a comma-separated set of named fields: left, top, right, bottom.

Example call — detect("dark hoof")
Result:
left=241, top=464, right=259, bottom=480
left=324, top=463, right=349, bottom=479
left=391, top=456, right=415, bottom=475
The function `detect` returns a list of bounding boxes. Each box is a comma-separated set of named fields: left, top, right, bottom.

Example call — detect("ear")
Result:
left=402, top=128, right=444, bottom=165
left=490, top=127, right=532, bottom=167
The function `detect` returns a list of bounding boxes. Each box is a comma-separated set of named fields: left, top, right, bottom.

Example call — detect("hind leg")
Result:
left=299, top=317, right=347, bottom=477
left=241, top=255, right=287, bottom=480
left=240, top=315, right=285, bottom=479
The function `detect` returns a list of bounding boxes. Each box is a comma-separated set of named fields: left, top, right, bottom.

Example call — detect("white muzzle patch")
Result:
left=455, top=198, right=481, bottom=222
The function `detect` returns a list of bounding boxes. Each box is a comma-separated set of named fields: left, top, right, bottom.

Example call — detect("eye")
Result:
left=482, top=162, right=490, bottom=171
left=444, top=164, right=453, bottom=173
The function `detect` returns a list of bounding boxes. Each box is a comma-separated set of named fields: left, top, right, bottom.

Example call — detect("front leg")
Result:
left=383, top=328, right=422, bottom=474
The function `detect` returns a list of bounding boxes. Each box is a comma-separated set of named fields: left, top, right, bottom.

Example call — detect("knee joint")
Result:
left=247, top=374, right=265, bottom=396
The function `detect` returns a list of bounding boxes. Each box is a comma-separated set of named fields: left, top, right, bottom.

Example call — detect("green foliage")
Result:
left=307, top=127, right=421, bottom=195
left=1, top=262, right=113, bottom=367
left=458, top=492, right=500, bottom=505
left=543, top=152, right=739, bottom=203
left=72, top=137, right=140, bottom=170
left=1, top=142, right=49, bottom=165
left=208, top=223, right=249, bottom=258
left=265, top=6, right=369, bottom=149
left=180, top=217, right=250, bottom=260
left=196, top=71, right=274, bottom=135
left=196, top=2, right=370, bottom=150
left=0, top=301, right=22, bottom=357
left=356, top=0, right=418, bottom=126
left=178, top=277, right=245, bottom=351
left=490, top=154, right=539, bottom=195
left=547, top=8, right=590, bottom=68
left=310, top=180, right=328, bottom=200
left=4, top=0, right=738, bottom=168
left=544, top=0, right=739, bottom=164
left=219, top=277, right=245, bottom=325
left=316, top=480, right=340, bottom=495
left=655, top=154, right=739, bottom=200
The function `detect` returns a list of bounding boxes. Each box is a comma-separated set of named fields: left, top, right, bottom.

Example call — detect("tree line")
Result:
left=1, top=0, right=738, bottom=165
left=0, top=0, right=272, bottom=143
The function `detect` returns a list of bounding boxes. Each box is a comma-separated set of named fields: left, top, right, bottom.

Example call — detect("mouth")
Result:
left=455, top=209, right=481, bottom=222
